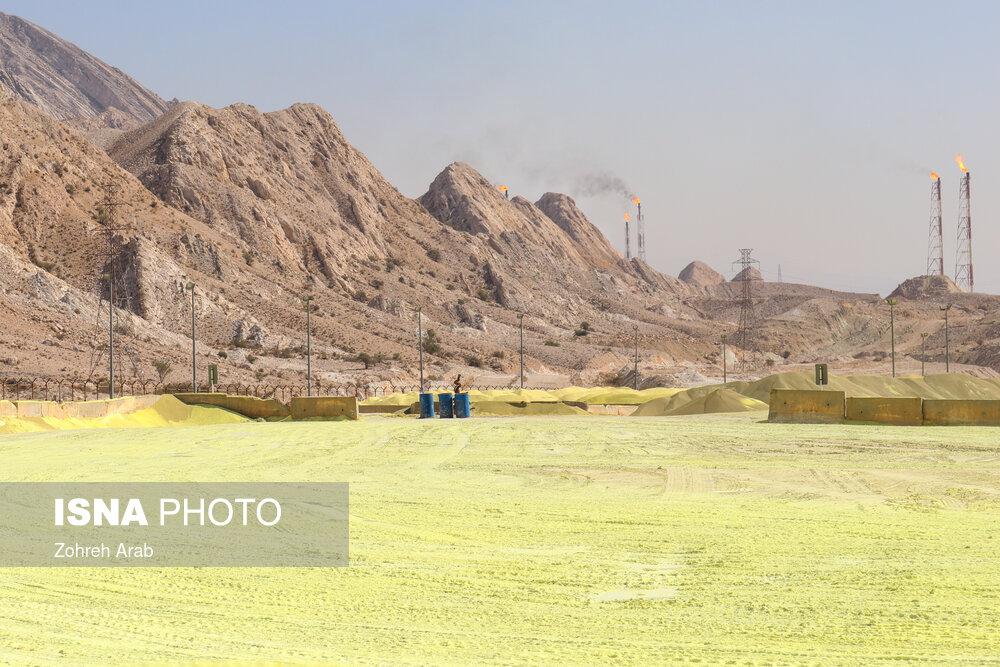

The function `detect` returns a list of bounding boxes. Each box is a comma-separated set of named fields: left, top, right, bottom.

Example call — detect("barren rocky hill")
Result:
left=0, top=12, right=169, bottom=125
left=2, top=14, right=1000, bottom=388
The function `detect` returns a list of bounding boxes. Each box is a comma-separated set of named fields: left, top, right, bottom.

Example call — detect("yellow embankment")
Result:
left=0, top=395, right=249, bottom=434
left=358, top=372, right=1000, bottom=418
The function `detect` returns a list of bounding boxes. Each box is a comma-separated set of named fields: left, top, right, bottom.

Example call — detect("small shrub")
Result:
left=153, top=360, right=173, bottom=383
left=246, top=354, right=258, bottom=364
left=573, top=328, right=588, bottom=337
left=466, top=356, right=483, bottom=368
left=544, top=339, right=560, bottom=347
left=426, top=248, right=442, bottom=262
left=242, top=250, right=255, bottom=266
left=422, top=329, right=442, bottom=355
left=371, top=278, right=384, bottom=290
left=476, top=288, right=492, bottom=302
left=217, top=350, right=228, bottom=359
left=353, top=289, right=368, bottom=302
left=781, top=350, right=791, bottom=359
left=385, top=257, right=402, bottom=272
left=491, top=350, right=505, bottom=359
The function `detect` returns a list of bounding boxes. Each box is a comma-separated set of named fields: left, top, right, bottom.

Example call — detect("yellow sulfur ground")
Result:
left=0, top=414, right=998, bottom=664
left=0, top=395, right=249, bottom=434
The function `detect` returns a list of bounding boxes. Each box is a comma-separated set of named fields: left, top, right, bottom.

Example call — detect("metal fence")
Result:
left=0, top=378, right=542, bottom=403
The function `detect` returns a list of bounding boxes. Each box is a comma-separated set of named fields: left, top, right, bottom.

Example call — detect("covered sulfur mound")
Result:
left=0, top=395, right=249, bottom=434
left=633, top=387, right=767, bottom=416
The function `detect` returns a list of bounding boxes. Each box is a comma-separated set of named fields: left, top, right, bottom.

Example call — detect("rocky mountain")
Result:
left=0, top=12, right=169, bottom=125
left=678, top=260, right=726, bottom=287
left=888, top=274, right=964, bottom=300
left=2, top=14, right=1000, bottom=388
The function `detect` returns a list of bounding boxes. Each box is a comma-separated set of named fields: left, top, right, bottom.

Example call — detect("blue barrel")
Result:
left=454, top=393, right=471, bottom=418
left=438, top=392, right=454, bottom=418
left=418, top=392, right=435, bottom=419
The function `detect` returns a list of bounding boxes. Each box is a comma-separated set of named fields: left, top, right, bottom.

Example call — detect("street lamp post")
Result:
left=885, top=298, right=897, bottom=378
left=104, top=272, right=115, bottom=399
left=416, top=306, right=424, bottom=393
left=187, top=282, right=196, bottom=392
left=721, top=334, right=727, bottom=383
left=920, top=332, right=929, bottom=376
left=304, top=295, right=313, bottom=396
left=517, top=313, right=524, bottom=389
left=633, top=325, right=639, bottom=390
left=940, top=305, right=951, bottom=373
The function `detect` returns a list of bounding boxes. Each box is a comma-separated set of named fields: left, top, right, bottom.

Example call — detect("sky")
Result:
left=6, top=0, right=1000, bottom=295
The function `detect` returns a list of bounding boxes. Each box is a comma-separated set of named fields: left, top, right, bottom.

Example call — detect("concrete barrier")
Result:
left=923, top=399, right=1000, bottom=426
left=289, top=396, right=359, bottom=420
left=0, top=400, right=16, bottom=418
left=846, top=396, right=923, bottom=426
left=60, top=396, right=160, bottom=419
left=583, top=404, right=640, bottom=416
left=173, top=393, right=290, bottom=419
left=13, top=401, right=67, bottom=419
left=768, top=389, right=845, bottom=424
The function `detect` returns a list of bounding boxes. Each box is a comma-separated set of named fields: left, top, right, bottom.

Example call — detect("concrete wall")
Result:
left=768, top=389, right=845, bottom=423
left=13, top=401, right=66, bottom=418
left=60, top=396, right=160, bottom=419
left=173, top=393, right=290, bottom=419
left=846, top=396, right=923, bottom=426
left=0, top=400, right=16, bottom=418
left=923, top=399, right=1000, bottom=426
left=584, top=404, right=640, bottom=416
left=289, top=396, right=359, bottom=420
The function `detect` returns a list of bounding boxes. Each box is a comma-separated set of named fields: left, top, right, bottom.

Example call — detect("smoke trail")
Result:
left=573, top=172, right=635, bottom=199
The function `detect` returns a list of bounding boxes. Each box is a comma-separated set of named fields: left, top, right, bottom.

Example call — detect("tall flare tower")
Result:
left=926, top=173, right=943, bottom=276
left=954, top=155, right=973, bottom=291
left=633, top=197, right=646, bottom=262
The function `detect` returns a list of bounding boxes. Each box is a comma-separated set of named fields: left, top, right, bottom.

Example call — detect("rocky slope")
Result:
left=2, top=13, right=1000, bottom=387
left=0, top=12, right=169, bottom=125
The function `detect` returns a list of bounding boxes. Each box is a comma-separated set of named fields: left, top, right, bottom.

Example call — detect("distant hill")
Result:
left=0, top=12, right=170, bottom=126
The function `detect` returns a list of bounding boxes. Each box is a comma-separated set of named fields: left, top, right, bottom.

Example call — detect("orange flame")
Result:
left=624, top=213, right=630, bottom=221
left=632, top=197, right=640, bottom=205
left=930, top=172, right=938, bottom=179
left=498, top=185, right=508, bottom=192
left=955, top=155, right=968, bottom=173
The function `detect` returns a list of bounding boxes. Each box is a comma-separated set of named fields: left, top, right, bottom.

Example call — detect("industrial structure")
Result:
left=87, top=180, right=142, bottom=388
left=926, top=173, right=943, bottom=276
left=954, top=156, right=973, bottom=291
left=732, top=248, right=761, bottom=371
left=623, top=213, right=631, bottom=260
left=633, top=197, right=646, bottom=262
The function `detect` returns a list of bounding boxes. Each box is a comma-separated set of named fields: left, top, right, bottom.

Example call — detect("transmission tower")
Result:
left=955, top=168, right=973, bottom=291
left=926, top=174, right=943, bottom=276
left=88, top=180, right=144, bottom=388
left=732, top=249, right=761, bottom=371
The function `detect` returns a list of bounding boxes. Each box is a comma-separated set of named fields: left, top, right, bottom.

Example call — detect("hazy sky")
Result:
left=8, top=1, right=1000, bottom=295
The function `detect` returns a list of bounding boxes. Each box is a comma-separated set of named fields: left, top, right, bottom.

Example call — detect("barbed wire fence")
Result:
left=0, top=378, right=549, bottom=403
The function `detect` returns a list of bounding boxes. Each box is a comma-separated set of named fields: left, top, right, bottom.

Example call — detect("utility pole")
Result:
left=633, top=324, right=639, bottom=390
left=416, top=307, right=424, bottom=393
left=921, top=332, right=929, bottom=376
left=187, top=282, right=196, bottom=392
left=885, top=298, right=897, bottom=378
left=940, top=305, right=951, bottom=373
left=517, top=313, right=524, bottom=389
left=721, top=334, right=727, bottom=383
left=304, top=295, right=313, bottom=397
